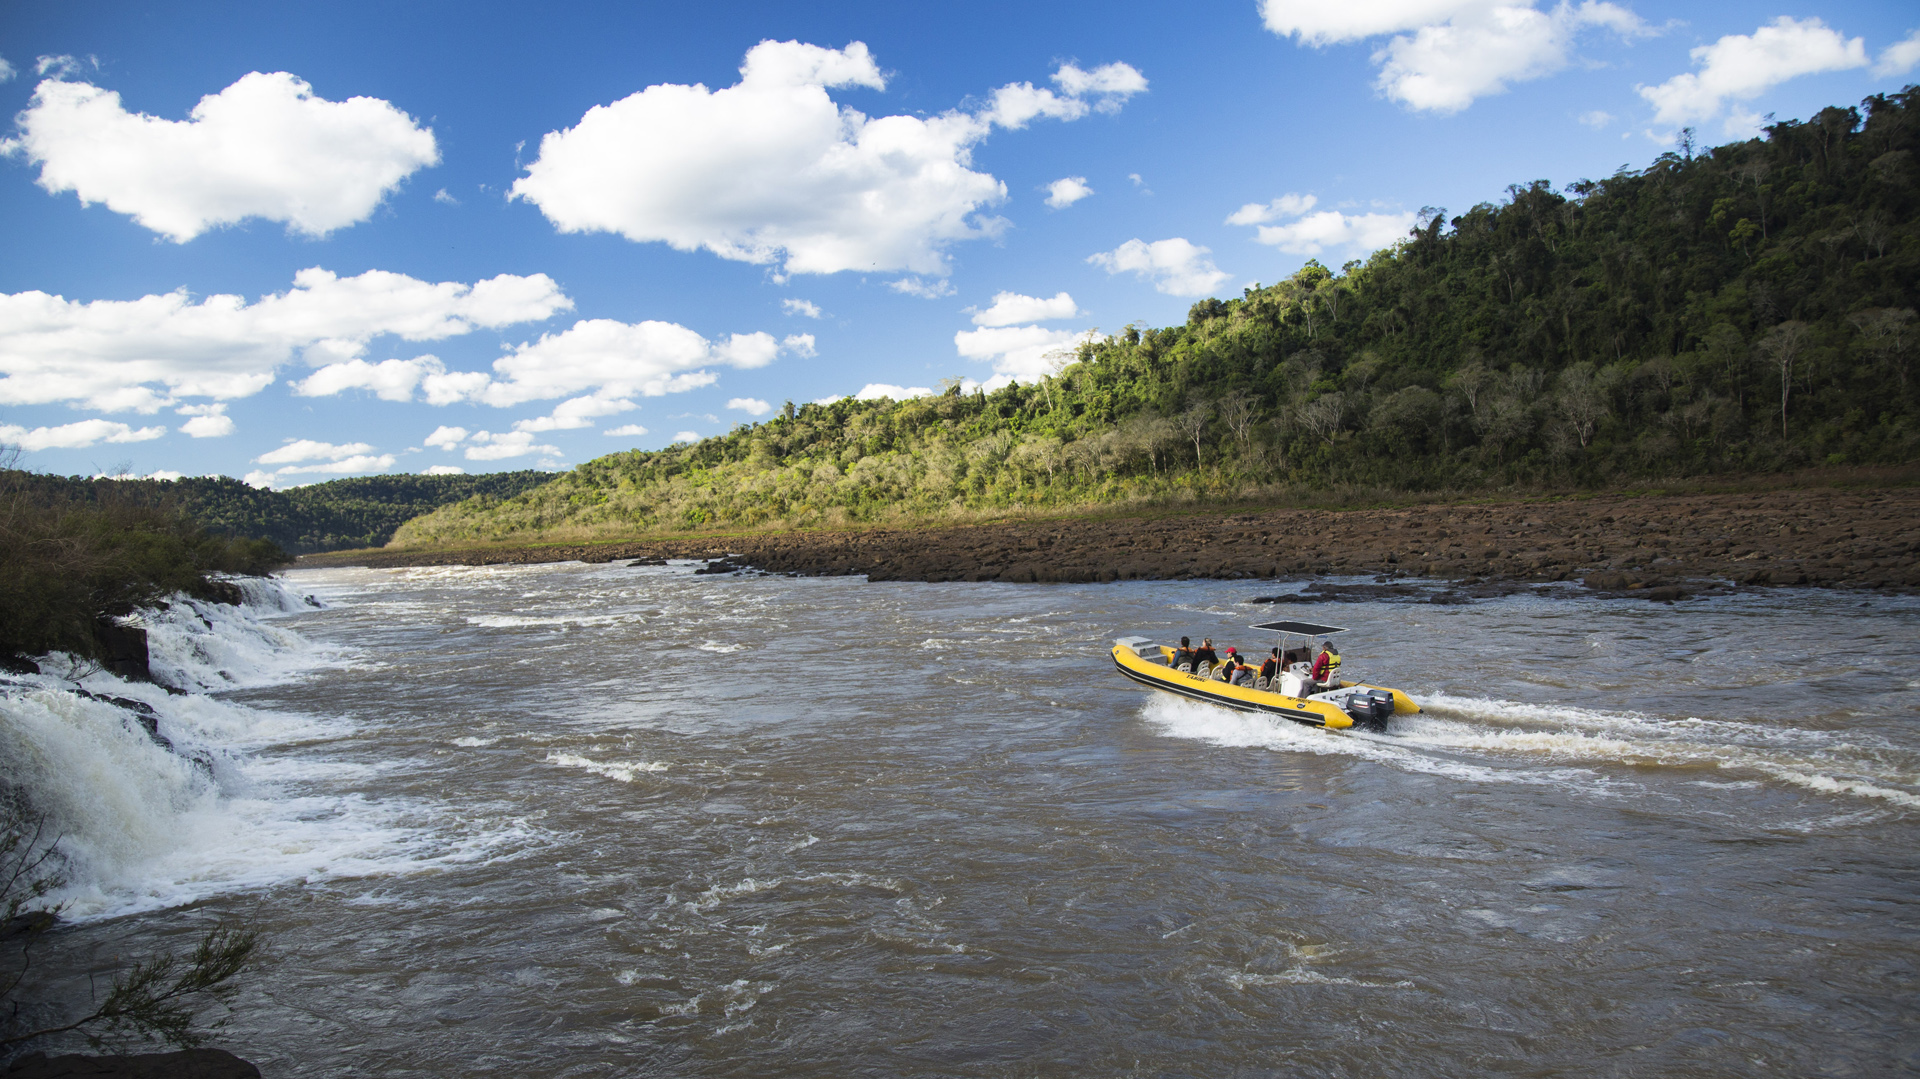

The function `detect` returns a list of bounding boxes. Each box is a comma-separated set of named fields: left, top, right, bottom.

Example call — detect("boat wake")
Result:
left=1140, top=689, right=1920, bottom=818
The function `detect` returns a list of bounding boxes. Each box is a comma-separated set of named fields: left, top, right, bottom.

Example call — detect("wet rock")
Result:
left=0, top=911, right=57, bottom=940
left=4, top=1049, right=260, bottom=1079
left=92, top=623, right=149, bottom=682
left=0, top=655, right=37, bottom=676
left=626, top=557, right=668, bottom=567
left=693, top=556, right=749, bottom=575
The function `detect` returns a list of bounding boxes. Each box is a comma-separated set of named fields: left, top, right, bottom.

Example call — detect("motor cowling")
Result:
left=1344, top=691, right=1394, bottom=731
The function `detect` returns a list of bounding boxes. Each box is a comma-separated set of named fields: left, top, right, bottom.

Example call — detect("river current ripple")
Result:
left=37, top=562, right=1920, bottom=1075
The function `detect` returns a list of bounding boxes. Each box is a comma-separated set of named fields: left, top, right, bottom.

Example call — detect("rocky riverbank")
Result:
left=299, top=487, right=1920, bottom=594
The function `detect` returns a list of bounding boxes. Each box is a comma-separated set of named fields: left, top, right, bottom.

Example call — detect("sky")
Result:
left=1, top=0, right=1915, bottom=486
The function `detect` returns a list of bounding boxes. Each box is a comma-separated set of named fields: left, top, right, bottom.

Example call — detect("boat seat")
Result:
left=1176, top=662, right=1192, bottom=673
left=1194, top=661, right=1211, bottom=679
left=1254, top=676, right=1270, bottom=691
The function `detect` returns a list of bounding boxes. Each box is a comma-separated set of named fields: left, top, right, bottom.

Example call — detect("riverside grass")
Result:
left=397, top=90, right=1918, bottom=549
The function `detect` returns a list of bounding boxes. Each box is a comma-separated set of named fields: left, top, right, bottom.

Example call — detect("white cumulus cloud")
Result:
left=0, top=418, right=165, bottom=451
left=853, top=383, right=934, bottom=400
left=421, top=464, right=466, bottom=475
left=248, top=438, right=397, bottom=483
left=1639, top=17, right=1869, bottom=131
left=671, top=431, right=701, bottom=444
left=1261, top=0, right=1651, bottom=112
left=176, top=402, right=233, bottom=438
left=424, top=425, right=468, bottom=450
left=604, top=424, right=650, bottom=437
left=510, top=40, right=1144, bottom=279
left=1226, top=193, right=1319, bottom=226
left=1087, top=238, right=1230, bottom=297
left=887, top=277, right=957, bottom=299
left=782, top=298, right=823, bottom=318
left=1236, top=196, right=1418, bottom=257
left=291, top=356, right=447, bottom=401
left=511, top=395, right=636, bottom=432
left=971, top=291, right=1080, bottom=327
left=0, top=57, right=14, bottom=83
left=2, top=70, right=438, bottom=241
left=1044, top=176, right=1093, bottom=208
left=0, top=266, right=570, bottom=413
left=727, top=397, right=773, bottom=416
left=255, top=438, right=373, bottom=465
left=954, top=324, right=1096, bottom=383
left=1876, top=31, right=1920, bottom=78
left=462, top=430, right=560, bottom=461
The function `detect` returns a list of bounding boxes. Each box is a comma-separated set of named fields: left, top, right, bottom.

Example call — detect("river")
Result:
left=4, top=561, right=1916, bottom=1075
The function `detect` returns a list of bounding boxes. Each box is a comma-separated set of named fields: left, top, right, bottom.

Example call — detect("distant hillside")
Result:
left=396, top=89, right=1919, bottom=548
left=10, top=471, right=557, bottom=553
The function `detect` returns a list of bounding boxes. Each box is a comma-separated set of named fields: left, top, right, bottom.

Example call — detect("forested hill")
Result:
left=395, top=90, right=1920, bottom=548
left=12, top=471, right=555, bottom=553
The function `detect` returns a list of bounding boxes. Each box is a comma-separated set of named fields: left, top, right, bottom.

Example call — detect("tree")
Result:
left=1849, top=308, right=1915, bottom=393
left=1215, top=392, right=1257, bottom=449
left=1297, top=393, right=1347, bottom=445
left=0, top=802, right=258, bottom=1053
left=1757, top=321, right=1811, bottom=437
left=1176, top=402, right=1212, bottom=466
left=1555, top=363, right=1611, bottom=449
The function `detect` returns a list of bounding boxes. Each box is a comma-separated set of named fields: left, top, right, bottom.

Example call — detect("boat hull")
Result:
left=1110, top=645, right=1419, bottom=730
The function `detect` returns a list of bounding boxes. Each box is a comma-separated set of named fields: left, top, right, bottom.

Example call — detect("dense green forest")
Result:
left=392, top=90, right=1917, bottom=546
left=12, top=471, right=554, bottom=553
left=0, top=465, right=290, bottom=662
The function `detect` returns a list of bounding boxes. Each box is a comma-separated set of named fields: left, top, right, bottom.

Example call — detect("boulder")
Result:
left=92, top=623, right=149, bottom=682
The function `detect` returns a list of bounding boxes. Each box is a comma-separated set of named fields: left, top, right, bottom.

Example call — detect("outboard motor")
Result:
left=1344, top=690, right=1395, bottom=732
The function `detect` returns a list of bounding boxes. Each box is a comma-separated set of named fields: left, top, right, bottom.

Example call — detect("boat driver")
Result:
left=1311, top=641, right=1342, bottom=689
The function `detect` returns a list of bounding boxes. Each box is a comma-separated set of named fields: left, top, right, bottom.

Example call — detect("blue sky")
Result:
left=1, top=0, right=1915, bottom=484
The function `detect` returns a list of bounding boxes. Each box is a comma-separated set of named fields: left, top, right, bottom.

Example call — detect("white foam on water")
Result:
left=1224, top=969, right=1418, bottom=990
left=0, top=682, right=538, bottom=920
left=135, top=586, right=344, bottom=692
left=1138, top=695, right=1598, bottom=790
left=465, top=613, right=631, bottom=629
left=696, top=641, right=745, bottom=654
left=1413, top=696, right=1920, bottom=808
left=452, top=736, right=500, bottom=747
left=686, top=872, right=905, bottom=913
left=545, top=752, right=670, bottom=783
left=1144, top=688, right=1920, bottom=810
left=0, top=583, right=543, bottom=920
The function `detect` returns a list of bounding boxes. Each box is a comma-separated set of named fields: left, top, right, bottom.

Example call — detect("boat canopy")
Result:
left=1248, top=620, right=1347, bottom=635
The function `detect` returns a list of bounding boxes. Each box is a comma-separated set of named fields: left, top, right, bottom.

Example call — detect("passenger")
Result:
left=1170, top=636, right=1194, bottom=670
left=1225, top=651, right=1255, bottom=686
left=1311, top=641, right=1343, bottom=689
left=1192, top=638, right=1220, bottom=672
left=1215, top=646, right=1242, bottom=681
left=1258, top=647, right=1281, bottom=684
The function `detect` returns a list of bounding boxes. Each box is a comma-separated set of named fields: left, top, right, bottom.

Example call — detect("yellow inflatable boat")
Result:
left=1110, top=620, right=1420, bottom=731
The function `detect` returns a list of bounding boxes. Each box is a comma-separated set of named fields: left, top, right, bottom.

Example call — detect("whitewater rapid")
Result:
left=0, top=578, right=536, bottom=919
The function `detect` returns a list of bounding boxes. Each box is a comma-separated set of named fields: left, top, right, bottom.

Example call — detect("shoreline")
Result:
left=297, top=487, right=1920, bottom=595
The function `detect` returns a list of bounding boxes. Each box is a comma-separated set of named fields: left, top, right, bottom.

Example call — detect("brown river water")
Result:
left=4, top=562, right=1917, bottom=1076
